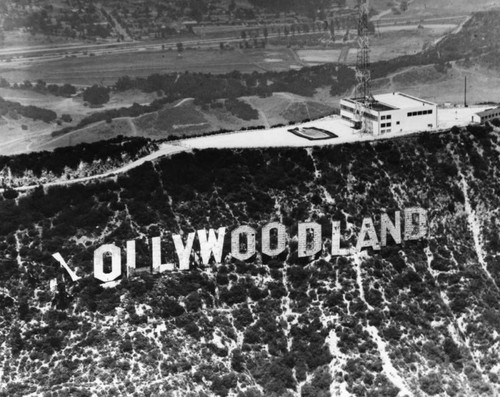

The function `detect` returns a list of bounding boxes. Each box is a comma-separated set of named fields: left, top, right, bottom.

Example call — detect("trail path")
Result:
left=2, top=144, right=187, bottom=192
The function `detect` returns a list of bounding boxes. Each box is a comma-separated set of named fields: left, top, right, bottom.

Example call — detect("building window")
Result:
left=381, top=115, right=386, bottom=120
left=396, top=121, right=400, bottom=125
left=387, top=115, right=392, bottom=119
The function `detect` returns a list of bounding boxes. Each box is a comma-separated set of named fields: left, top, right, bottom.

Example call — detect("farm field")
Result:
left=0, top=48, right=301, bottom=86
left=372, top=62, right=500, bottom=105
left=377, top=0, right=499, bottom=20
left=0, top=20, right=458, bottom=87
left=297, top=24, right=457, bottom=66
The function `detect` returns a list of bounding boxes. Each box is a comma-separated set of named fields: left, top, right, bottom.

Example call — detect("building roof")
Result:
left=373, top=92, right=436, bottom=110
left=476, top=106, right=500, bottom=117
left=343, top=92, right=436, bottom=113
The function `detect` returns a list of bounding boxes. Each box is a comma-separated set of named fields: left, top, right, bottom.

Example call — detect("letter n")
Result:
left=380, top=211, right=401, bottom=246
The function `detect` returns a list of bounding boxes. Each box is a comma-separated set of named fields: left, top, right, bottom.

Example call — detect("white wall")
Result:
left=378, top=105, right=438, bottom=135
left=340, top=99, right=438, bottom=135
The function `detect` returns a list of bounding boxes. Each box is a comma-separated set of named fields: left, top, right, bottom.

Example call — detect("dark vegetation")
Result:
left=0, top=78, right=77, bottom=98
left=1, top=124, right=500, bottom=396
left=0, top=136, right=156, bottom=179
left=83, top=85, right=111, bottom=106
left=113, top=65, right=355, bottom=100
left=224, top=99, right=259, bottom=121
left=0, top=96, right=57, bottom=123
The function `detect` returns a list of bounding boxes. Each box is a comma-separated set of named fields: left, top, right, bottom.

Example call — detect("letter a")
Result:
left=356, top=217, right=381, bottom=252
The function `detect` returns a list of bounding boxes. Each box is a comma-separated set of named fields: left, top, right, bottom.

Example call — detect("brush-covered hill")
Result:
left=1, top=125, right=500, bottom=397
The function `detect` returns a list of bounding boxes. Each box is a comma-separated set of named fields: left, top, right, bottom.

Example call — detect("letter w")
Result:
left=197, top=227, right=226, bottom=265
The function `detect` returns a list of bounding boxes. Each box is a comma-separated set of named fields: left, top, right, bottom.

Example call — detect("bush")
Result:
left=83, top=85, right=110, bottom=106
left=3, top=188, right=18, bottom=200
left=0, top=97, right=56, bottom=123
left=61, top=114, right=72, bottom=123
left=224, top=98, right=259, bottom=121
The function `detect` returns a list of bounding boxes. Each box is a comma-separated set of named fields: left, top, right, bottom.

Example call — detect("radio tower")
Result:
left=354, top=0, right=374, bottom=132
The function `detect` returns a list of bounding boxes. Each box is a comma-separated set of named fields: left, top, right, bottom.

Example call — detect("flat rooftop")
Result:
left=343, top=98, right=396, bottom=111
left=345, top=92, right=436, bottom=111
left=476, top=106, right=500, bottom=117
left=373, top=92, right=436, bottom=110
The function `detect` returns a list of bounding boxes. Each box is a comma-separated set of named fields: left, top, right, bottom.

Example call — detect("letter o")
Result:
left=261, top=222, right=287, bottom=257
left=94, top=244, right=122, bottom=283
left=231, top=225, right=257, bottom=261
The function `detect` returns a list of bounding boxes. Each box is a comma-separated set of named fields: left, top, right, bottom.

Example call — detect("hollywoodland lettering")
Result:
left=56, top=208, right=428, bottom=283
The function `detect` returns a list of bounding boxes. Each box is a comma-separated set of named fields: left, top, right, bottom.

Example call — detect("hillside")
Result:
left=0, top=124, right=499, bottom=396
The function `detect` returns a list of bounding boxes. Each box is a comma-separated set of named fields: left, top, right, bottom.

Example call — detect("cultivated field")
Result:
left=372, top=62, right=500, bottom=105
left=372, top=0, right=499, bottom=20
left=0, top=48, right=301, bottom=86
left=297, top=24, right=457, bottom=66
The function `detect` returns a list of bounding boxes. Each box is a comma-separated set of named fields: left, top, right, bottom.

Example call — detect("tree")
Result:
left=115, top=76, right=134, bottom=92
left=176, top=42, right=184, bottom=56
left=83, top=85, right=110, bottom=106
left=3, top=188, right=18, bottom=200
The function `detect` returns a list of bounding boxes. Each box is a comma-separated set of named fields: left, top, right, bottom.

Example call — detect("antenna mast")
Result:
left=464, top=75, right=468, bottom=108
left=354, top=0, right=373, bottom=132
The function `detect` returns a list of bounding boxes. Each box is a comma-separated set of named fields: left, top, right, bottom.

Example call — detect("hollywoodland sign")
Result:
left=53, top=208, right=428, bottom=283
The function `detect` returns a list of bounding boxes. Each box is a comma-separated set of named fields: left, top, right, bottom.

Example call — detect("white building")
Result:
left=340, top=92, right=438, bottom=135
left=472, top=107, right=500, bottom=124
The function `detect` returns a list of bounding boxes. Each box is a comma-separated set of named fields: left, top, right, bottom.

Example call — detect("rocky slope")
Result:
left=0, top=125, right=500, bottom=396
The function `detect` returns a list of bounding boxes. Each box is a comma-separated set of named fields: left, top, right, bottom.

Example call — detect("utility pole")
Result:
left=464, top=75, right=468, bottom=108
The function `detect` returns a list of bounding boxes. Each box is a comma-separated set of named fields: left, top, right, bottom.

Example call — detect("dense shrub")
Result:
left=224, top=99, right=259, bottom=121
left=83, top=85, right=110, bottom=106
left=0, top=97, right=56, bottom=123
